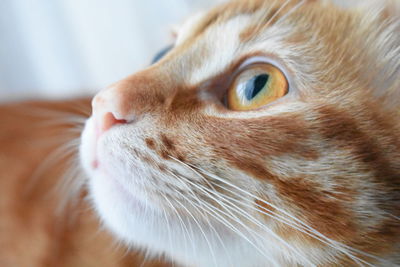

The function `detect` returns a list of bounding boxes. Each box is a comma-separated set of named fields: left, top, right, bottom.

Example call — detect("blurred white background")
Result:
left=0, top=0, right=220, bottom=102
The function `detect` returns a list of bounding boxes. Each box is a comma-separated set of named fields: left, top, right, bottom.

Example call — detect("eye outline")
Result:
left=223, top=55, right=293, bottom=111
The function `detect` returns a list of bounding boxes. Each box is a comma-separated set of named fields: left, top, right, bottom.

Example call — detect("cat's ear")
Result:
left=174, top=10, right=208, bottom=45
left=174, top=0, right=226, bottom=45
left=151, top=7, right=212, bottom=64
left=150, top=21, right=182, bottom=64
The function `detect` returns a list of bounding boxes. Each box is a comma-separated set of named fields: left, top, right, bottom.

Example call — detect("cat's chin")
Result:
left=80, top=118, right=166, bottom=250
left=88, top=172, right=265, bottom=267
left=88, top=169, right=149, bottom=238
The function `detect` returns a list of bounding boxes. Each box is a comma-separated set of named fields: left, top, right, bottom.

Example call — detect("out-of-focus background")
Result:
left=0, top=0, right=221, bottom=102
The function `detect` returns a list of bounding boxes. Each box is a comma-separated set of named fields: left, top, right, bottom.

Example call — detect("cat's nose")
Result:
left=91, top=68, right=170, bottom=136
left=97, top=112, right=127, bottom=136
left=91, top=86, right=129, bottom=137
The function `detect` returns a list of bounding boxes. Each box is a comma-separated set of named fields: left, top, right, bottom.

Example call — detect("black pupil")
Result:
left=245, top=74, right=270, bottom=101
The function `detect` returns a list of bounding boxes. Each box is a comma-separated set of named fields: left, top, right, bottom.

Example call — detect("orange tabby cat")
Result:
left=2, top=0, right=400, bottom=266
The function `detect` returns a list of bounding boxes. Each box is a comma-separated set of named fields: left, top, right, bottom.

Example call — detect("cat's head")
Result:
left=80, top=0, right=400, bottom=266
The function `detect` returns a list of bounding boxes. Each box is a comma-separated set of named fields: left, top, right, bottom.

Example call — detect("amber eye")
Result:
left=227, top=63, right=288, bottom=111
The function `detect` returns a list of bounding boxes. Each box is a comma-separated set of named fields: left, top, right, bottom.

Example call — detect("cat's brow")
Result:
left=186, top=0, right=312, bottom=43
left=182, top=0, right=271, bottom=43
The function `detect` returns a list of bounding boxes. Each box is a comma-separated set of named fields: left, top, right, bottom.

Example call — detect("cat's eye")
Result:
left=151, top=45, right=173, bottom=64
left=227, top=63, right=288, bottom=111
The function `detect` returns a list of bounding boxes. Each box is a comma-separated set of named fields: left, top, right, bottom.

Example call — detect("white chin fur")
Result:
left=80, top=118, right=296, bottom=267
left=89, top=171, right=275, bottom=267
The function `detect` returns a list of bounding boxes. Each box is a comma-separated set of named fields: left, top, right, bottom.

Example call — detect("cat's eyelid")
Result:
left=239, top=56, right=286, bottom=75
left=237, top=55, right=294, bottom=93
left=239, top=56, right=273, bottom=67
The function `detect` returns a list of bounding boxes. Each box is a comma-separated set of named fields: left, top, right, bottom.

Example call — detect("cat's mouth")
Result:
left=81, top=118, right=146, bottom=205
left=91, top=112, right=127, bottom=169
left=80, top=117, right=101, bottom=174
left=81, top=117, right=114, bottom=172
left=90, top=136, right=99, bottom=169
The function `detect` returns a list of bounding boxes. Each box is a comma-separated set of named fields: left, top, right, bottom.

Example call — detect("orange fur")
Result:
left=0, top=100, right=170, bottom=267
left=2, top=0, right=399, bottom=266
left=85, top=1, right=399, bottom=265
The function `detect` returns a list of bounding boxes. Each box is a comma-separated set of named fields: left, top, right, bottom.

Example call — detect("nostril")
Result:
left=97, top=112, right=127, bottom=137
left=103, top=112, right=127, bottom=131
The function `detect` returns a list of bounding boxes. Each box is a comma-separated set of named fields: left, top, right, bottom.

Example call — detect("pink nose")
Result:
left=91, top=85, right=130, bottom=137
left=91, top=68, right=169, bottom=136
left=96, top=112, right=127, bottom=137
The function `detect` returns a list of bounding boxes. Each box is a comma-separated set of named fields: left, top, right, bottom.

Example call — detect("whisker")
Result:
left=24, top=138, right=81, bottom=195
left=168, top=171, right=234, bottom=266
left=178, top=187, right=281, bottom=267
left=170, top=168, right=315, bottom=267
left=27, top=105, right=89, bottom=120
left=264, top=0, right=293, bottom=28
left=68, top=101, right=92, bottom=117
left=163, top=194, right=196, bottom=257
left=274, top=0, right=306, bottom=26
left=173, top=196, right=219, bottom=267
left=388, top=213, right=400, bottom=221
left=169, top=156, right=378, bottom=266
left=160, top=196, right=181, bottom=262
left=53, top=155, right=87, bottom=215
left=194, top=165, right=375, bottom=266
left=203, top=170, right=387, bottom=266
left=37, top=117, right=87, bottom=128
left=168, top=168, right=287, bottom=266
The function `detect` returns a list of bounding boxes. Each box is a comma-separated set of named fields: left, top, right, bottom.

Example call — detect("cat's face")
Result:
left=80, top=0, right=400, bottom=266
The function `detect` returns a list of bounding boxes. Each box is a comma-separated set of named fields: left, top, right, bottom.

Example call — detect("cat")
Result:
left=1, top=0, right=399, bottom=266
left=79, top=0, right=400, bottom=266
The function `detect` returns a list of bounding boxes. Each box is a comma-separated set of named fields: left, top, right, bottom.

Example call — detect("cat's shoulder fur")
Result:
left=0, top=99, right=170, bottom=267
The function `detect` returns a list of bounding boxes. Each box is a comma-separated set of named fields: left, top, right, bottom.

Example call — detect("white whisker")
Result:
left=165, top=192, right=196, bottom=249
left=181, top=188, right=281, bottom=267
left=168, top=171, right=235, bottom=267
left=265, top=0, right=293, bottom=28
left=274, top=0, right=306, bottom=26
left=194, top=164, right=376, bottom=266
left=173, top=196, right=219, bottom=267
left=160, top=195, right=180, bottom=263
left=167, top=167, right=285, bottom=266
left=169, top=156, right=380, bottom=266
left=169, top=166, right=316, bottom=267
left=25, top=138, right=81, bottom=195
